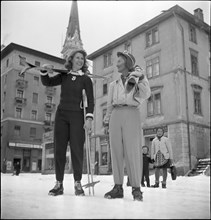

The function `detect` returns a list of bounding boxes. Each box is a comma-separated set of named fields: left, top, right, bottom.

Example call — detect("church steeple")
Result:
left=61, top=0, right=83, bottom=59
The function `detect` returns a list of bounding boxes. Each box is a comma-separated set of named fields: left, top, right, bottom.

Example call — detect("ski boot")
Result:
left=162, top=182, right=166, bottom=189
left=151, top=182, right=159, bottom=188
left=75, top=181, right=85, bottom=196
left=48, top=181, right=64, bottom=196
left=132, top=187, right=143, bottom=201
left=104, top=184, right=124, bottom=199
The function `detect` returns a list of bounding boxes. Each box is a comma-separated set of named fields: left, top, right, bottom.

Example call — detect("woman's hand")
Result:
left=84, top=119, right=92, bottom=135
left=41, top=64, right=54, bottom=74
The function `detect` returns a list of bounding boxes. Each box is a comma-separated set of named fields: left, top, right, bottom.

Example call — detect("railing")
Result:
left=45, top=87, right=56, bottom=95
left=43, top=120, right=54, bottom=132
left=16, top=79, right=28, bottom=89
left=14, top=97, right=27, bottom=106
left=44, top=103, right=56, bottom=112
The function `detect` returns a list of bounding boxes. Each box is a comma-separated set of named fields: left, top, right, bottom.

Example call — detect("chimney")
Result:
left=194, top=8, right=204, bottom=21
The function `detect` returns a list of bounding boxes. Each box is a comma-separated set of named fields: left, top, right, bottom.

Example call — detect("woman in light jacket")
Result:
left=103, top=51, right=151, bottom=201
left=151, top=127, right=173, bottom=188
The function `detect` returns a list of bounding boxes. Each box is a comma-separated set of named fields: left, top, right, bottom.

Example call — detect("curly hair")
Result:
left=64, top=51, right=89, bottom=74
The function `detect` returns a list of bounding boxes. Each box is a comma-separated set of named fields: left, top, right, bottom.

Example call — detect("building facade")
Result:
left=87, top=5, right=210, bottom=175
left=1, top=43, right=65, bottom=173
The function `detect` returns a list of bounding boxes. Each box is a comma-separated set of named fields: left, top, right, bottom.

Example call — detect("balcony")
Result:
left=43, top=120, right=54, bottom=132
left=44, top=103, right=56, bottom=112
left=14, top=97, right=27, bottom=106
left=45, top=87, right=56, bottom=95
left=16, top=79, right=28, bottom=89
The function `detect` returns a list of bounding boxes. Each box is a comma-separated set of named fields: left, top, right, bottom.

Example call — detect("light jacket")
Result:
left=104, top=71, right=151, bottom=124
left=151, top=136, right=173, bottom=160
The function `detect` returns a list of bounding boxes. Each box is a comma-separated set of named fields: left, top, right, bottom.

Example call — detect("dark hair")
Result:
left=64, top=52, right=89, bottom=73
left=156, top=127, right=164, bottom=133
left=142, top=145, right=149, bottom=150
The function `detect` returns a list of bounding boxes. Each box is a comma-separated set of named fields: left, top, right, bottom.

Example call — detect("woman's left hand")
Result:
left=84, top=119, right=92, bottom=135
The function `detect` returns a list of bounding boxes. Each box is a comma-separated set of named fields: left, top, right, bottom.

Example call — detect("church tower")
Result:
left=61, top=0, right=83, bottom=59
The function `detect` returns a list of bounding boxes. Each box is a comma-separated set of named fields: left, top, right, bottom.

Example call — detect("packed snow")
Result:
left=1, top=172, right=210, bottom=219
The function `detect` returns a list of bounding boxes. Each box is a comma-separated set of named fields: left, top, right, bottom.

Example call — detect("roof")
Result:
left=87, top=5, right=210, bottom=60
left=1, top=42, right=65, bottom=64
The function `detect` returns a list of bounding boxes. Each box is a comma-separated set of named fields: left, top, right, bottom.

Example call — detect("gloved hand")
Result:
left=40, top=64, right=54, bottom=74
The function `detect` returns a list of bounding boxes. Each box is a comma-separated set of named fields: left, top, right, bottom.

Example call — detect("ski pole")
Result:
left=82, top=89, right=91, bottom=195
left=87, top=132, right=95, bottom=195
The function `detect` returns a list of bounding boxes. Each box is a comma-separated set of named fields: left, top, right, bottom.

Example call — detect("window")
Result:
left=34, top=76, right=39, bottom=85
left=147, top=96, right=153, bottom=116
left=194, top=91, right=201, bottom=115
left=190, top=51, right=199, bottom=76
left=102, top=108, right=107, bottom=125
left=17, top=90, right=24, bottom=98
left=45, top=113, right=51, bottom=121
left=124, top=42, right=132, bottom=53
left=20, top=56, right=26, bottom=66
left=154, top=93, right=161, bottom=115
left=192, top=84, right=202, bottom=115
left=6, top=59, right=9, bottom=67
left=146, top=57, right=160, bottom=78
left=104, top=52, right=112, bottom=68
left=101, top=144, right=108, bottom=166
left=103, top=82, right=108, bottom=95
left=4, top=74, right=7, bottom=84
left=32, top=93, right=38, bottom=104
left=189, top=24, right=197, bottom=43
left=30, top=127, right=36, bottom=137
left=35, top=61, right=40, bottom=66
left=31, top=110, right=37, bottom=120
left=14, top=125, right=21, bottom=136
left=147, top=93, right=162, bottom=116
left=146, top=27, right=159, bottom=47
left=16, top=108, right=22, bottom=118
left=47, top=96, right=53, bottom=104
left=3, top=91, right=6, bottom=101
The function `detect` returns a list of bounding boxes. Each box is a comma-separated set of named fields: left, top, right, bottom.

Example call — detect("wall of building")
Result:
left=1, top=49, right=65, bottom=172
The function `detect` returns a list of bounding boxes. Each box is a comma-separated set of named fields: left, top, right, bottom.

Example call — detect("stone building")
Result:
left=1, top=43, right=64, bottom=173
left=87, top=5, right=210, bottom=175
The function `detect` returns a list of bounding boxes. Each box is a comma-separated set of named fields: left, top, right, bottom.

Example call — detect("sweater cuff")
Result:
left=86, top=113, right=94, bottom=120
left=40, top=70, right=48, bottom=76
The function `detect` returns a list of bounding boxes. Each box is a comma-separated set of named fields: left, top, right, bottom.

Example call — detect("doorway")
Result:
left=13, top=158, right=21, bottom=169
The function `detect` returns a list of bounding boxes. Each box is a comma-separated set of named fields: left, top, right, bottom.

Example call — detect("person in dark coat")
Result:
left=141, top=146, right=153, bottom=187
left=14, top=162, right=21, bottom=176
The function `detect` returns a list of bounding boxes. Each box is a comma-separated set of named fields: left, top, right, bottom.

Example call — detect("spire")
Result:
left=61, top=0, right=83, bottom=59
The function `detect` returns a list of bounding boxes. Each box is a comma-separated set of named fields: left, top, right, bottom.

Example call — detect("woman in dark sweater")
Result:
left=40, top=49, right=94, bottom=196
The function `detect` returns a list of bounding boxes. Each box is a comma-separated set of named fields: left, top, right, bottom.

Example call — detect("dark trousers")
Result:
left=141, top=170, right=150, bottom=186
left=54, top=108, right=85, bottom=182
left=155, top=167, right=168, bottom=184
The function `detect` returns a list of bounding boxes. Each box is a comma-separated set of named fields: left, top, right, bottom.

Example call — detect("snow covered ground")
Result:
left=1, top=172, right=210, bottom=219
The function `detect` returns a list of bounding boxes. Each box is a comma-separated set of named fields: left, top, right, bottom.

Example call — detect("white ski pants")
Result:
left=109, top=106, right=143, bottom=187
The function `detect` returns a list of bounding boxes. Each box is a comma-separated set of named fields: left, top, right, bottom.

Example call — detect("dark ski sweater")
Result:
left=41, top=73, right=94, bottom=119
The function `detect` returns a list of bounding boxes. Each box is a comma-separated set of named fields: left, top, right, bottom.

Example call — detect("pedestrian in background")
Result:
left=103, top=51, right=151, bottom=201
left=141, top=146, right=153, bottom=187
left=13, top=162, right=21, bottom=176
left=127, top=145, right=153, bottom=187
left=151, top=127, right=173, bottom=188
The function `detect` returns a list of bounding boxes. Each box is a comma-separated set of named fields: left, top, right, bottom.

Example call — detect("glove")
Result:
left=40, top=64, right=54, bottom=74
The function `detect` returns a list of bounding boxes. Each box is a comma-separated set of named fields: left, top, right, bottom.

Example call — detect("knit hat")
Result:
left=117, top=51, right=136, bottom=70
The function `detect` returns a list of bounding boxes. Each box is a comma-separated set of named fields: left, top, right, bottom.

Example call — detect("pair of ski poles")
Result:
left=81, top=89, right=100, bottom=196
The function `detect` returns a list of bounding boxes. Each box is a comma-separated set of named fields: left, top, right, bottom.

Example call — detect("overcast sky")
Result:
left=1, top=1, right=210, bottom=58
